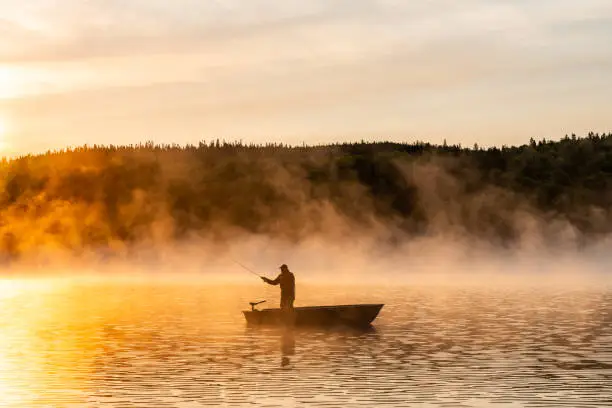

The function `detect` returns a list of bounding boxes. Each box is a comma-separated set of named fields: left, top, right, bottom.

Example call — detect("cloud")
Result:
left=0, top=0, right=610, bottom=151
left=0, top=0, right=609, bottom=64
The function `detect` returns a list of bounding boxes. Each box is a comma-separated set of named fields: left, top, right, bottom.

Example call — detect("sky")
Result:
left=0, top=0, right=610, bottom=155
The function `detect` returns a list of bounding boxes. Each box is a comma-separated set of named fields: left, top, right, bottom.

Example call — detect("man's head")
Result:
left=280, top=264, right=289, bottom=273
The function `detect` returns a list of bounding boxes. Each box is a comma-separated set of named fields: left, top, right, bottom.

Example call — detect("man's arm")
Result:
left=262, top=274, right=281, bottom=285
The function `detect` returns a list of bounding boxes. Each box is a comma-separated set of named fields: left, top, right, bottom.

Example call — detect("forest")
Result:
left=1, top=132, right=611, bottom=261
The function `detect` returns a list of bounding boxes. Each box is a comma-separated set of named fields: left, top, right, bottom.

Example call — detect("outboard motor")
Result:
left=249, top=300, right=266, bottom=311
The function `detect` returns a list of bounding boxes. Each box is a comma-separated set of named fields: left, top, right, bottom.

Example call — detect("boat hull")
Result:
left=243, top=304, right=384, bottom=327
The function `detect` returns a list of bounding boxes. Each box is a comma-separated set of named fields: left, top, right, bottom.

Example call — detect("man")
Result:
left=262, top=264, right=295, bottom=309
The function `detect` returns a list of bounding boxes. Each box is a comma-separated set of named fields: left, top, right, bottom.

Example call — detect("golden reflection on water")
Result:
left=0, top=277, right=280, bottom=407
left=0, top=279, right=107, bottom=406
left=0, top=276, right=610, bottom=407
left=0, top=280, right=81, bottom=406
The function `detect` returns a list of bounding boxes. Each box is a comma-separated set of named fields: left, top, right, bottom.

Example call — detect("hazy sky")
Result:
left=0, top=0, right=610, bottom=154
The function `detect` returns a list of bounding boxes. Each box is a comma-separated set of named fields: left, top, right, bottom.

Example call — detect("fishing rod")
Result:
left=231, top=258, right=263, bottom=278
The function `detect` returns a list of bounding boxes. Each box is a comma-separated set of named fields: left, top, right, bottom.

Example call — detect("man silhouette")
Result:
left=262, top=264, right=295, bottom=310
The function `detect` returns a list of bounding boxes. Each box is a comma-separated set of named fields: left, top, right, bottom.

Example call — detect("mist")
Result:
left=1, top=135, right=612, bottom=286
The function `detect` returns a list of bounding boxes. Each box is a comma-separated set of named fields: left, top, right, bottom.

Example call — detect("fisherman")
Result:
left=262, top=264, right=295, bottom=310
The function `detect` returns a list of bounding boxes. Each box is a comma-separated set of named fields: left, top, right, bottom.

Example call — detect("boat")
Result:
left=243, top=301, right=384, bottom=327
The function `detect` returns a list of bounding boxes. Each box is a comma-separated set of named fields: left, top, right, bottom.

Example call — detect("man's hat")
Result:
left=279, top=264, right=288, bottom=270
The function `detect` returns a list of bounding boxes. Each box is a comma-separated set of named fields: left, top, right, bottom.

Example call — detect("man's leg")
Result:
left=280, top=297, right=294, bottom=310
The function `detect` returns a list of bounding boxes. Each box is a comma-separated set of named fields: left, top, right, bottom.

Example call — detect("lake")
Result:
left=0, top=276, right=610, bottom=407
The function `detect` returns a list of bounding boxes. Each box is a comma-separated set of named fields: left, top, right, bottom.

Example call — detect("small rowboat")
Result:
left=243, top=302, right=384, bottom=327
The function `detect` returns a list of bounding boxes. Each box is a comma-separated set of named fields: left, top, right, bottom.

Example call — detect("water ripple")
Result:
left=0, top=282, right=610, bottom=407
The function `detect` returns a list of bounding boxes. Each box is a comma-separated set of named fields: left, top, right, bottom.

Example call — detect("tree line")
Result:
left=1, top=132, right=611, bottom=260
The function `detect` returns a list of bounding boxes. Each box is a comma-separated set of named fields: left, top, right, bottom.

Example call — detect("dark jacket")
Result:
left=264, top=271, right=295, bottom=299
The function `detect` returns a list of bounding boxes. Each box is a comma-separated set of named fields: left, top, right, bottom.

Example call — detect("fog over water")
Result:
left=3, top=138, right=612, bottom=268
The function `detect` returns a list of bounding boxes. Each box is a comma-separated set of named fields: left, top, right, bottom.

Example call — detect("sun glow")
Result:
left=0, top=117, right=8, bottom=150
left=0, top=280, right=25, bottom=300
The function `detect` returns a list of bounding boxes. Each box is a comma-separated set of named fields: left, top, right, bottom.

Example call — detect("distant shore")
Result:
left=0, top=132, right=611, bottom=260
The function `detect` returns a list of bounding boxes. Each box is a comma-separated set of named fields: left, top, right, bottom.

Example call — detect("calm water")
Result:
left=0, top=277, right=611, bottom=407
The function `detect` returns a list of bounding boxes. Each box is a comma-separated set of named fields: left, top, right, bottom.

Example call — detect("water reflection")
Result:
left=0, top=278, right=610, bottom=407
left=281, top=329, right=295, bottom=367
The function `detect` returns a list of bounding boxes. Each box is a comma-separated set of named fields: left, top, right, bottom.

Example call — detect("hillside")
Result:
left=1, top=132, right=611, bottom=261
